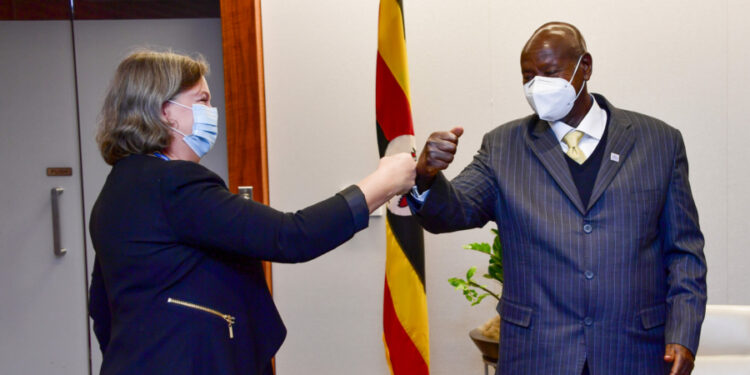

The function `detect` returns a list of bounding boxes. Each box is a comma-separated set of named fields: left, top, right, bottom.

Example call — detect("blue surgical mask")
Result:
left=168, top=100, right=219, bottom=158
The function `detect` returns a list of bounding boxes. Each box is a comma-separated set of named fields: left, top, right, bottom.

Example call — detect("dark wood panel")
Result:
left=0, top=0, right=70, bottom=20
left=0, top=0, right=219, bottom=20
left=73, top=0, right=219, bottom=19
left=220, top=0, right=273, bottom=292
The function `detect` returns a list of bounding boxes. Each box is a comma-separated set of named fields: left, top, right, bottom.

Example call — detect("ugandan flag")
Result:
left=376, top=1, right=430, bottom=374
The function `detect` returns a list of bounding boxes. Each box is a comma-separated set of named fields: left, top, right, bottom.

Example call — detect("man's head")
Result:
left=521, top=22, right=593, bottom=125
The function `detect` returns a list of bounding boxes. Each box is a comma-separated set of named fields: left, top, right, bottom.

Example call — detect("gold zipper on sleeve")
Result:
left=167, top=297, right=236, bottom=339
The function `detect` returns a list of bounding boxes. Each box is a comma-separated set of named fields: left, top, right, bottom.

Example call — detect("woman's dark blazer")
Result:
left=88, top=154, right=369, bottom=375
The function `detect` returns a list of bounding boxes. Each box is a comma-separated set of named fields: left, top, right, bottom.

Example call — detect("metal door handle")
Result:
left=50, top=187, right=66, bottom=256
left=238, top=186, right=253, bottom=201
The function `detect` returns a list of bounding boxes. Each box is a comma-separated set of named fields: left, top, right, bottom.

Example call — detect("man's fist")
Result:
left=416, top=126, right=464, bottom=191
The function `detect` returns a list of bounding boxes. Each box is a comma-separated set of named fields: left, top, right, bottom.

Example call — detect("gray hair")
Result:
left=96, top=49, right=209, bottom=165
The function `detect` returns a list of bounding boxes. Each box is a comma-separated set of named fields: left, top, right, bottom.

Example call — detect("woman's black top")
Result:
left=89, top=154, right=368, bottom=375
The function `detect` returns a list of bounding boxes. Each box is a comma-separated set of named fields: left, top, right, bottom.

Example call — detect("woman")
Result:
left=88, top=50, right=416, bottom=375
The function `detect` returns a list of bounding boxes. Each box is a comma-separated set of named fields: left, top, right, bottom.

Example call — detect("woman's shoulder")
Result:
left=116, top=154, right=224, bottom=185
left=163, top=160, right=226, bottom=191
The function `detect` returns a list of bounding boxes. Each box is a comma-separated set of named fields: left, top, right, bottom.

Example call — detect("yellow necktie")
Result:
left=563, top=130, right=587, bottom=164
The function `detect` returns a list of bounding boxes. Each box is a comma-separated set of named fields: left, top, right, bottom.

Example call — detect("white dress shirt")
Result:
left=549, top=95, right=607, bottom=158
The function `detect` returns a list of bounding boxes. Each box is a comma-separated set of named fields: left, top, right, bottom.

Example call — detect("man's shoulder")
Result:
left=600, top=95, right=681, bottom=138
left=617, top=108, right=674, bottom=129
left=614, top=108, right=685, bottom=149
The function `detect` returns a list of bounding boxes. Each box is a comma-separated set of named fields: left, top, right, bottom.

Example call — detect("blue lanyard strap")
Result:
left=153, top=152, right=170, bottom=161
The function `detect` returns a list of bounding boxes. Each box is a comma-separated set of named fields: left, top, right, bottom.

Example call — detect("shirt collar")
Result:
left=549, top=95, right=607, bottom=143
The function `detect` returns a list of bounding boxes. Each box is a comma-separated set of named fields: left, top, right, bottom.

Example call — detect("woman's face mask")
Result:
left=167, top=100, right=219, bottom=158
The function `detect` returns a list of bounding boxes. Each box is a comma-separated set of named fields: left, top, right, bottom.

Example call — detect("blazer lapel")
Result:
left=586, top=103, right=635, bottom=212
left=524, top=118, right=587, bottom=215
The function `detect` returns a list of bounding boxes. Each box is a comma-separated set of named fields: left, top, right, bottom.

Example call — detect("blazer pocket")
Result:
left=497, top=298, right=534, bottom=328
left=639, top=303, right=667, bottom=330
left=167, top=297, right=236, bottom=339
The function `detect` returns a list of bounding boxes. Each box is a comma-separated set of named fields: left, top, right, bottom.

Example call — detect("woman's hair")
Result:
left=96, top=49, right=209, bottom=165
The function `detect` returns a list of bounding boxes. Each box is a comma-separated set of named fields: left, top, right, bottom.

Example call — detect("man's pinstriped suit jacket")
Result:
left=412, top=94, right=707, bottom=375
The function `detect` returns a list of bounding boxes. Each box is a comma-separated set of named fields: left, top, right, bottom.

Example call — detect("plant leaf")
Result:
left=472, top=293, right=490, bottom=306
left=451, top=228, right=506, bottom=306
left=463, top=242, right=491, bottom=255
left=488, top=264, right=501, bottom=274
left=493, top=234, right=502, bottom=254
left=448, top=277, right=465, bottom=288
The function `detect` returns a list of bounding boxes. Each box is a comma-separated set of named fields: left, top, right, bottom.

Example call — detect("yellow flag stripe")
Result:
left=378, top=0, right=411, bottom=100
left=385, top=220, right=430, bottom=365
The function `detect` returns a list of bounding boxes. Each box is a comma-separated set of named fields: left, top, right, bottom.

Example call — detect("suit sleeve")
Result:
left=660, top=130, right=707, bottom=355
left=89, top=257, right=111, bottom=353
left=159, top=162, right=369, bottom=263
left=409, top=132, right=499, bottom=233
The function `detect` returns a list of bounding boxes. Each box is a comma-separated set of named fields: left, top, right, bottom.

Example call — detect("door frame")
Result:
left=219, top=0, right=273, bottom=293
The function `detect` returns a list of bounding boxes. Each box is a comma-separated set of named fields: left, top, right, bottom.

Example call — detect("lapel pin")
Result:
left=610, top=153, right=620, bottom=162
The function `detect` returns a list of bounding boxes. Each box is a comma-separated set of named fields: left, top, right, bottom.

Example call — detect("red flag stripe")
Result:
left=376, top=52, right=414, bottom=141
left=383, top=277, right=429, bottom=374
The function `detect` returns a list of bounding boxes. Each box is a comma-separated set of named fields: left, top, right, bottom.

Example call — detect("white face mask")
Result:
left=523, top=55, right=586, bottom=122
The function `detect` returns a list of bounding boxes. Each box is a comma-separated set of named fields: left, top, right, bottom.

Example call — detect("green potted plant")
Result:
left=448, top=229, right=503, bottom=362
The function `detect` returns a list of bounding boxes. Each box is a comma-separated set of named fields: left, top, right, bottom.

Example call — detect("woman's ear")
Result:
left=161, top=102, right=173, bottom=125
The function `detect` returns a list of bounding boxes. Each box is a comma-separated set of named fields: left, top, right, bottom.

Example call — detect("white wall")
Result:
left=727, top=0, right=750, bottom=306
left=262, top=0, right=750, bottom=374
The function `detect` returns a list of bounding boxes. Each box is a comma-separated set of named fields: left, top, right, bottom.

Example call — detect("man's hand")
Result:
left=415, top=127, right=464, bottom=191
left=664, top=343, right=695, bottom=375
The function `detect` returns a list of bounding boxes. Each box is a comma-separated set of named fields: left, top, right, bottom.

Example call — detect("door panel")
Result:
left=0, top=21, right=90, bottom=375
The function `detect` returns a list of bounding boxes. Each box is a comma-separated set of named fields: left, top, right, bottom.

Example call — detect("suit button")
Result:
left=583, top=224, right=593, bottom=233
left=584, top=270, right=594, bottom=280
left=584, top=317, right=593, bottom=326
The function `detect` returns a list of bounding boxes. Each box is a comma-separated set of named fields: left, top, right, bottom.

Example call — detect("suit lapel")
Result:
left=524, top=118, right=587, bottom=215
left=586, top=101, right=635, bottom=212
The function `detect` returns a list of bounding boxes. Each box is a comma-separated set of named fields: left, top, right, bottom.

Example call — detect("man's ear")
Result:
left=582, top=53, right=593, bottom=81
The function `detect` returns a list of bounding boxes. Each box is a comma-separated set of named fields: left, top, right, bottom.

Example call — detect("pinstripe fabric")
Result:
left=413, top=95, right=706, bottom=375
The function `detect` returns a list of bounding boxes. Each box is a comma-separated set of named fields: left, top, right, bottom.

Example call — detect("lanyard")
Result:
left=153, top=152, right=170, bottom=161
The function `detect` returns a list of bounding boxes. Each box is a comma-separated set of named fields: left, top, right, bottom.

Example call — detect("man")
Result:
left=410, top=22, right=706, bottom=375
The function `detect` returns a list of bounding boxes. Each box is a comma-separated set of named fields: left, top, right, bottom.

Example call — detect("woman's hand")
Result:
left=357, top=153, right=417, bottom=213
left=377, top=153, right=418, bottom=195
